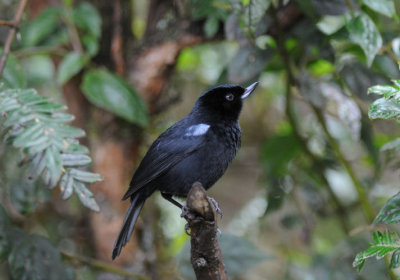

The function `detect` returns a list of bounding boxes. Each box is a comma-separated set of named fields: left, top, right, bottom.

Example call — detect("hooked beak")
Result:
left=241, top=82, right=259, bottom=99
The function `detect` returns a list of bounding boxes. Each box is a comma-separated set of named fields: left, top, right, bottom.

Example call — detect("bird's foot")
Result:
left=208, top=196, right=223, bottom=219
left=180, top=205, right=189, bottom=218
left=184, top=223, right=191, bottom=236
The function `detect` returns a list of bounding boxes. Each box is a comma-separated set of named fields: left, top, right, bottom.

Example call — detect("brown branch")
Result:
left=182, top=182, right=228, bottom=280
left=0, top=0, right=29, bottom=78
left=0, top=20, right=16, bottom=28
left=111, top=0, right=125, bottom=75
left=61, top=251, right=150, bottom=280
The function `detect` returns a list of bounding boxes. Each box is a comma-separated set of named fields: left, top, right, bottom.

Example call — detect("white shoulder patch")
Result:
left=185, top=123, right=210, bottom=137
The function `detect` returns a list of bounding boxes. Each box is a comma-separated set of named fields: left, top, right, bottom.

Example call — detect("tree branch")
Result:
left=182, top=182, right=227, bottom=280
left=61, top=251, right=150, bottom=280
left=0, top=0, right=29, bottom=78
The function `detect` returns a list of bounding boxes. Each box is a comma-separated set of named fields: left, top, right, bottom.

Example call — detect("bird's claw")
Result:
left=184, top=223, right=191, bottom=236
left=208, top=196, right=223, bottom=219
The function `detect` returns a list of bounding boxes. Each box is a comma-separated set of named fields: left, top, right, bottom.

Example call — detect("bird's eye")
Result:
left=225, top=93, right=234, bottom=101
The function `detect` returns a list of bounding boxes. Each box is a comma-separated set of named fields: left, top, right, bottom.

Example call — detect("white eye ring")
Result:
left=225, top=93, right=234, bottom=101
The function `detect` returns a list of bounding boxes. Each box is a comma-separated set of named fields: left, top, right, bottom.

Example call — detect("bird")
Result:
left=112, top=82, right=259, bottom=260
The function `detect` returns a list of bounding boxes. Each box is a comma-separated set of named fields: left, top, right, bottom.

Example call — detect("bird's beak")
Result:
left=241, top=82, right=259, bottom=99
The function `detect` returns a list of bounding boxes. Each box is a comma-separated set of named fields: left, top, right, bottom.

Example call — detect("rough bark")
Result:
left=182, top=182, right=228, bottom=280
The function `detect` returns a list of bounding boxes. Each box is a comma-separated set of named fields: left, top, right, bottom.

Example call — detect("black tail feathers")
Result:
left=112, top=194, right=145, bottom=260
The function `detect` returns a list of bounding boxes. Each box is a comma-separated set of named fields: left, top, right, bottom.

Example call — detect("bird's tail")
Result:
left=112, top=193, right=145, bottom=260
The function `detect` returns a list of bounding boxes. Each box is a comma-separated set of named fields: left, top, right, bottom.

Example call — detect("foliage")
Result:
left=0, top=88, right=102, bottom=211
left=353, top=231, right=400, bottom=272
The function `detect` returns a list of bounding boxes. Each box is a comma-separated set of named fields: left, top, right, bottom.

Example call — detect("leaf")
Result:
left=374, top=192, right=400, bottom=225
left=0, top=53, right=26, bottom=89
left=64, top=142, right=89, bottom=154
left=9, top=234, right=73, bottom=280
left=353, top=231, right=400, bottom=272
left=12, top=122, right=44, bottom=148
left=20, top=7, right=62, bottom=47
left=45, top=146, right=62, bottom=188
left=390, top=248, right=400, bottom=268
left=73, top=181, right=99, bottom=211
left=228, top=44, right=273, bottom=83
left=178, top=234, right=269, bottom=279
left=204, top=16, right=219, bottom=38
left=61, top=153, right=91, bottom=166
left=59, top=172, right=74, bottom=200
left=30, top=102, right=66, bottom=112
left=57, top=52, right=88, bottom=85
left=346, top=13, right=382, bottom=66
left=69, top=168, right=103, bottom=183
left=368, top=97, right=400, bottom=120
left=310, top=0, right=351, bottom=15
left=237, top=0, right=270, bottom=36
left=50, top=124, right=86, bottom=138
left=73, top=2, right=102, bottom=38
left=368, top=84, right=400, bottom=98
left=81, top=69, right=149, bottom=126
left=360, top=0, right=395, bottom=18
left=261, top=133, right=301, bottom=176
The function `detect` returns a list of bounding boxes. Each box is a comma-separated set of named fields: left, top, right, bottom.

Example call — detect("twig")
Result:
left=182, top=182, right=227, bottom=280
left=311, top=105, right=375, bottom=222
left=13, top=46, right=68, bottom=58
left=0, top=20, right=16, bottom=28
left=0, top=0, right=29, bottom=78
left=111, top=0, right=125, bottom=75
left=61, top=251, right=150, bottom=280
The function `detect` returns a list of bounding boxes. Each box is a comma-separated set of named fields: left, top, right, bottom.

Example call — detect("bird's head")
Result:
left=194, top=82, right=259, bottom=121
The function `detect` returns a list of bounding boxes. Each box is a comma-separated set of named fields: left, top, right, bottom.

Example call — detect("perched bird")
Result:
left=112, top=82, right=259, bottom=260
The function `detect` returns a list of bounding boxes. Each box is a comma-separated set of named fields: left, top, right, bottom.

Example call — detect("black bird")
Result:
left=112, top=82, right=259, bottom=260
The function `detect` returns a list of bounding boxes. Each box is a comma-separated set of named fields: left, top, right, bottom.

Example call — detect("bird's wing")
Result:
left=121, top=122, right=210, bottom=200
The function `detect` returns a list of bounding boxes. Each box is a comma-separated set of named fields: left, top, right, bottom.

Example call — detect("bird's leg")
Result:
left=161, top=192, right=184, bottom=209
left=207, top=196, right=223, bottom=218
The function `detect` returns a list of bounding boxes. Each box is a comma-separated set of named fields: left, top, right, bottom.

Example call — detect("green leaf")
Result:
left=45, top=146, right=62, bottom=188
left=374, top=192, right=400, bottom=225
left=69, top=168, right=103, bottom=183
left=61, top=153, right=91, bottom=166
left=73, top=181, right=99, bottom=211
left=73, top=2, right=101, bottom=38
left=30, top=102, right=66, bottom=112
left=57, top=52, right=88, bottom=85
left=353, top=231, right=400, bottom=271
left=20, top=7, right=62, bottom=47
left=261, top=133, right=301, bottom=176
left=390, top=248, right=400, bottom=268
left=81, top=69, right=149, bottom=126
left=368, top=97, right=400, bottom=120
left=82, top=34, right=99, bottom=57
left=346, top=13, right=382, bottom=66
left=360, top=0, right=395, bottom=18
left=0, top=53, right=26, bottom=89
left=204, top=16, right=219, bottom=38
left=64, top=142, right=89, bottom=154
left=59, top=172, right=74, bottom=200
left=368, top=84, right=400, bottom=98
left=50, top=124, right=86, bottom=138
left=12, top=122, right=44, bottom=148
